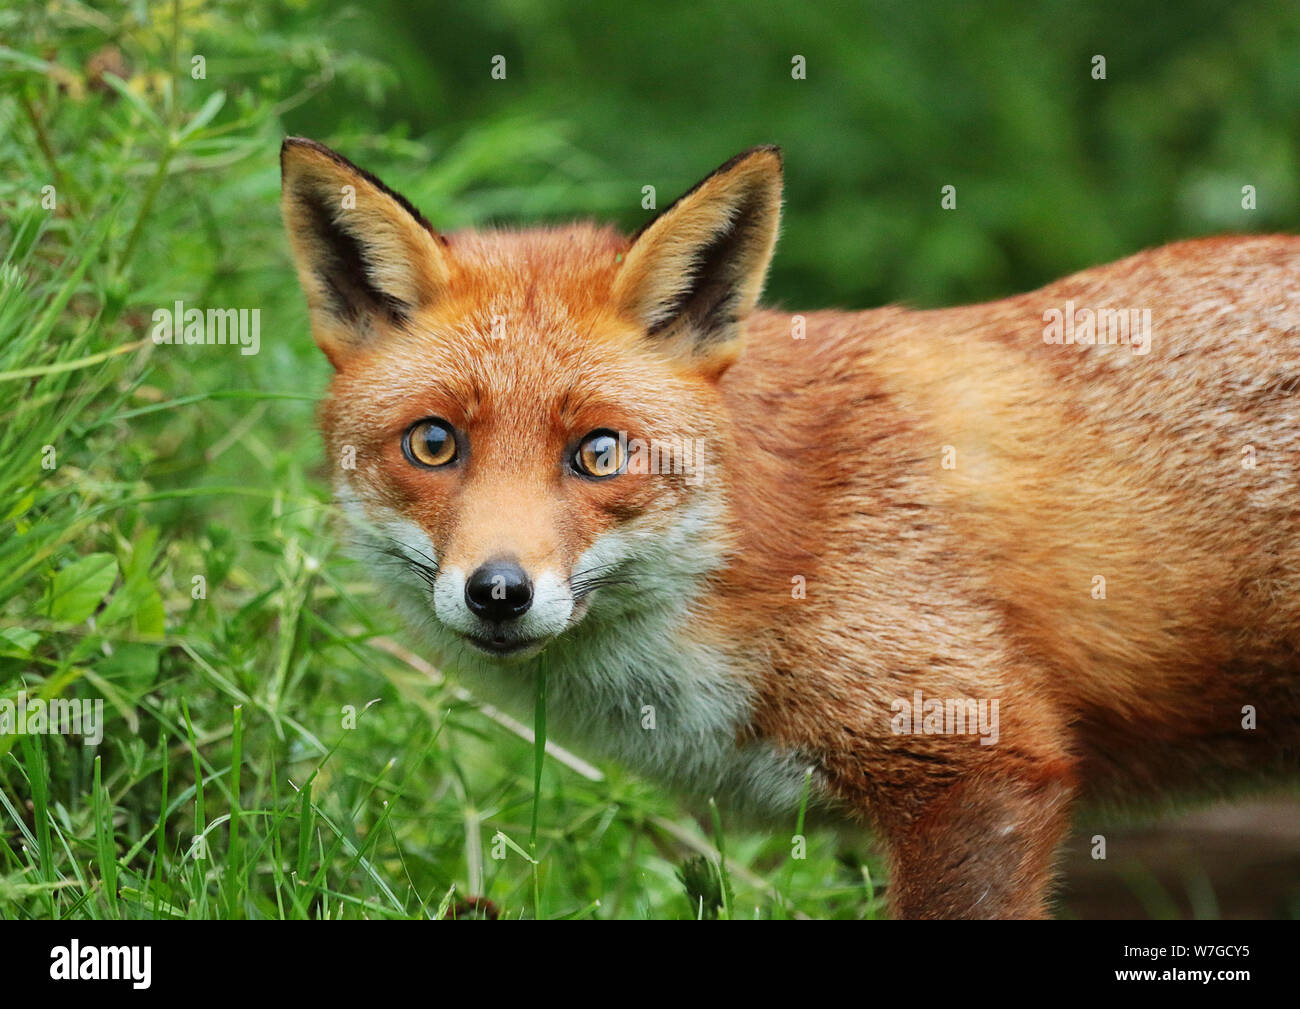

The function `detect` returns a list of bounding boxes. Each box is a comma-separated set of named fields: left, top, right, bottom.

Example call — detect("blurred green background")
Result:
left=277, top=0, right=1300, bottom=308
left=1, top=0, right=1298, bottom=920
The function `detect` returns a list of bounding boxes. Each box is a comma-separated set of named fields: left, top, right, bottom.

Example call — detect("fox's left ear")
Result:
left=280, top=137, right=450, bottom=368
left=612, top=146, right=782, bottom=373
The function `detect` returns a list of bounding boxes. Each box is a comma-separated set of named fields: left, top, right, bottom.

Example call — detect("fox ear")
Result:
left=612, top=146, right=782, bottom=371
left=280, top=137, right=450, bottom=367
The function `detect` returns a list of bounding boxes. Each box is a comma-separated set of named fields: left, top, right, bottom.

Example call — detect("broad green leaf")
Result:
left=0, top=626, right=40, bottom=654
left=45, top=553, right=118, bottom=623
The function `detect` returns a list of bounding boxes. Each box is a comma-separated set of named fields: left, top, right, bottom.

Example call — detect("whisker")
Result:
left=570, top=560, right=625, bottom=579
left=363, top=539, right=442, bottom=592
left=371, top=556, right=438, bottom=590
left=570, top=572, right=636, bottom=600
left=399, top=542, right=441, bottom=572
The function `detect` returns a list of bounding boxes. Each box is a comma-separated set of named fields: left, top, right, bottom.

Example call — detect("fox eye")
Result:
left=573, top=429, right=626, bottom=478
left=403, top=418, right=458, bottom=469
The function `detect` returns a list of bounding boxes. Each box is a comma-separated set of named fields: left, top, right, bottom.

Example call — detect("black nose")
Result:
left=465, top=560, right=533, bottom=621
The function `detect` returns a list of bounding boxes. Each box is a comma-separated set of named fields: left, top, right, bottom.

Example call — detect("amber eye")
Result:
left=403, top=418, right=458, bottom=469
left=573, top=429, right=626, bottom=478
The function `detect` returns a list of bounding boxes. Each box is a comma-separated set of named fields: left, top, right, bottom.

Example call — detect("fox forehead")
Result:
left=320, top=311, right=705, bottom=448
left=319, top=225, right=718, bottom=447
left=418, top=222, right=634, bottom=346
left=366, top=224, right=630, bottom=352
left=439, top=221, right=629, bottom=293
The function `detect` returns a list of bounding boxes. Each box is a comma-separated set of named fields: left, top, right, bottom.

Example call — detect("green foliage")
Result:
left=678, top=855, right=732, bottom=920
left=281, top=0, right=1300, bottom=308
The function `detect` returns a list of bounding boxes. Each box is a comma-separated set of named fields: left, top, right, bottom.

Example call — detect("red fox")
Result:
left=281, top=137, right=1300, bottom=919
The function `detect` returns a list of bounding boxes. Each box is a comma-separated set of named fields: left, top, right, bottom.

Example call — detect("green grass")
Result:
left=0, top=0, right=887, bottom=921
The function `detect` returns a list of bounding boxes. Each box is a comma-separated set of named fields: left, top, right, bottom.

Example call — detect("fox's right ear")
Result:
left=280, top=137, right=450, bottom=367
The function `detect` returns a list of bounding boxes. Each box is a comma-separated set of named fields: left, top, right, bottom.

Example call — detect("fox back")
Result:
left=281, top=138, right=1300, bottom=918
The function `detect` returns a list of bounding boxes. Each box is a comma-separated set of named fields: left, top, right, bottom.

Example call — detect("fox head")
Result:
left=281, top=138, right=782, bottom=663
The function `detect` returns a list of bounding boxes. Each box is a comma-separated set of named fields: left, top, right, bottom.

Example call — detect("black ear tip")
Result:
left=739, top=144, right=783, bottom=168
left=281, top=135, right=331, bottom=164
left=281, top=136, right=313, bottom=173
